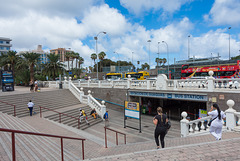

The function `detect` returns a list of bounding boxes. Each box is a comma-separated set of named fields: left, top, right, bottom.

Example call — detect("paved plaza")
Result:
left=0, top=86, right=240, bottom=161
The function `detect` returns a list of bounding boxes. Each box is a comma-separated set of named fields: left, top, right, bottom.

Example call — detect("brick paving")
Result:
left=1, top=86, right=240, bottom=161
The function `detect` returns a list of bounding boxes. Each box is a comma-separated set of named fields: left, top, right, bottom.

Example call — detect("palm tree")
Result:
left=98, top=51, right=106, bottom=72
left=65, top=52, right=71, bottom=71
left=75, top=52, right=79, bottom=70
left=0, top=51, right=19, bottom=77
left=42, top=53, right=65, bottom=80
left=162, top=58, right=167, bottom=66
left=91, top=53, right=97, bottom=72
left=155, top=58, right=159, bottom=68
left=22, top=52, right=40, bottom=81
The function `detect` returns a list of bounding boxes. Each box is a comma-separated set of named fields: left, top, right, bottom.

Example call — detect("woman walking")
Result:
left=208, top=103, right=226, bottom=140
left=153, top=107, right=168, bottom=149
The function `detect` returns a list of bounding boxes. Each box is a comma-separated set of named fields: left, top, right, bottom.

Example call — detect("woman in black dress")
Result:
left=153, top=107, right=168, bottom=149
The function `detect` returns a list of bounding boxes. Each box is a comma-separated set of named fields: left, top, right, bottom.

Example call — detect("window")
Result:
left=0, top=41, right=3, bottom=44
left=6, top=41, right=10, bottom=44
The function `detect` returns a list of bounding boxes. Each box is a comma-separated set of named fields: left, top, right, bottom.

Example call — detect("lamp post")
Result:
left=157, top=42, right=160, bottom=75
left=94, top=31, right=107, bottom=79
left=147, top=40, right=151, bottom=69
left=188, top=35, right=190, bottom=59
left=228, top=27, right=231, bottom=60
left=114, top=51, right=119, bottom=73
left=162, top=41, right=169, bottom=78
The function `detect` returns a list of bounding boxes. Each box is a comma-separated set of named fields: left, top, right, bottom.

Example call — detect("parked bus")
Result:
left=106, top=73, right=122, bottom=80
left=125, top=71, right=150, bottom=80
left=181, top=60, right=240, bottom=79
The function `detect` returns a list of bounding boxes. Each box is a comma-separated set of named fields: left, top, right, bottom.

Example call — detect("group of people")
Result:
left=153, top=103, right=226, bottom=149
left=79, top=108, right=109, bottom=125
left=29, top=80, right=38, bottom=92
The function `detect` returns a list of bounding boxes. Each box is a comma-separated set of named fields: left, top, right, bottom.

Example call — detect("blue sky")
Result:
left=0, top=0, right=240, bottom=68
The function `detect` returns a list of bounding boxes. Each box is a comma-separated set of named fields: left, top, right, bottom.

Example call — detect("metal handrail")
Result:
left=104, top=127, right=126, bottom=148
left=0, top=127, right=85, bottom=160
left=39, top=106, right=81, bottom=129
left=0, top=101, right=16, bottom=117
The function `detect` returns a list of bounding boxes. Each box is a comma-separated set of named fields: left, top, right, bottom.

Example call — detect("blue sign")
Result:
left=129, top=91, right=207, bottom=101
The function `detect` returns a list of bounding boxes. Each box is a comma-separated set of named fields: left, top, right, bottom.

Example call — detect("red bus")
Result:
left=181, top=60, right=240, bottom=79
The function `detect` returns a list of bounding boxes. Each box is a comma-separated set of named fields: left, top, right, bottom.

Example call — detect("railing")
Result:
left=181, top=99, right=238, bottom=137
left=46, top=74, right=240, bottom=92
left=39, top=106, right=81, bottom=129
left=0, top=101, right=16, bottom=117
left=0, top=128, right=85, bottom=160
left=104, top=127, right=126, bottom=148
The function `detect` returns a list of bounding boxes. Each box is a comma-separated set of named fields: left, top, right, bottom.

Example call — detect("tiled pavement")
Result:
left=1, top=86, right=240, bottom=160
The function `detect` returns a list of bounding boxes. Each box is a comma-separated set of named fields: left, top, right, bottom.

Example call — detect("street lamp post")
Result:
left=94, top=31, right=107, bottom=79
left=228, top=27, right=231, bottom=60
left=157, top=42, right=160, bottom=75
left=188, top=35, right=190, bottom=59
left=162, top=41, right=169, bottom=78
left=147, top=40, right=151, bottom=69
left=114, top=51, right=120, bottom=73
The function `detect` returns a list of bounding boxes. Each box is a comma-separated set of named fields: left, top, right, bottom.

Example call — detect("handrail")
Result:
left=104, top=127, right=126, bottom=148
left=0, top=101, right=16, bottom=117
left=0, top=127, right=85, bottom=160
left=94, top=97, right=124, bottom=107
left=39, top=106, right=81, bottom=129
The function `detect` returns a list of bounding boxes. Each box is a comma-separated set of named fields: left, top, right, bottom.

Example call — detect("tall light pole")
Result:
left=162, top=41, right=169, bottom=78
left=157, top=42, right=160, bottom=75
left=94, top=31, right=107, bottom=79
left=114, top=51, right=119, bottom=73
left=228, top=27, right=231, bottom=60
left=147, top=40, right=151, bottom=69
left=188, top=35, right=190, bottom=59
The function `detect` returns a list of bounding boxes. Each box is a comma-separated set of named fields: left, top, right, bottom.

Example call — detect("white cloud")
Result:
left=204, top=0, right=240, bottom=26
left=120, top=0, right=190, bottom=16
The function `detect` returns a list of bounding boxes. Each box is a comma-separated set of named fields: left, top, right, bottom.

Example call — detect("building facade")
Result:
left=50, top=48, right=71, bottom=62
left=0, top=37, right=12, bottom=54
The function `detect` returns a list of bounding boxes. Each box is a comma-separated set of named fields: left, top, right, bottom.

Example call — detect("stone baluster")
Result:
left=189, top=123, right=194, bottom=133
left=225, top=99, right=236, bottom=131
left=180, top=112, right=189, bottom=137
left=195, top=122, right=199, bottom=132
left=64, top=76, right=67, bottom=89
left=80, top=87, right=84, bottom=103
left=200, top=120, right=205, bottom=131
left=207, top=71, right=214, bottom=92
left=147, top=80, right=150, bottom=89
left=87, top=90, right=91, bottom=105
left=101, top=100, right=106, bottom=119
left=87, top=76, right=91, bottom=87
left=68, top=77, right=72, bottom=89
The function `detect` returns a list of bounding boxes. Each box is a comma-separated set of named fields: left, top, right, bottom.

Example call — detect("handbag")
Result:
left=208, top=116, right=218, bottom=126
left=166, top=120, right=171, bottom=129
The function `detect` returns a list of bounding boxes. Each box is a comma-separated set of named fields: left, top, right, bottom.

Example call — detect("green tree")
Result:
left=42, top=53, right=65, bottom=80
left=91, top=53, right=97, bottom=72
left=22, top=52, right=40, bottom=81
left=98, top=51, right=106, bottom=72
left=162, top=58, right=167, bottom=66
left=65, top=52, right=71, bottom=71
left=141, top=63, right=150, bottom=70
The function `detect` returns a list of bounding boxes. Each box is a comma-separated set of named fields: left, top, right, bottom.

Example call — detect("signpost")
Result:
left=1, top=70, right=14, bottom=92
left=124, top=101, right=141, bottom=133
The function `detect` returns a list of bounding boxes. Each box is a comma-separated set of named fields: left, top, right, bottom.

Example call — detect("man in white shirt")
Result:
left=27, top=100, right=34, bottom=116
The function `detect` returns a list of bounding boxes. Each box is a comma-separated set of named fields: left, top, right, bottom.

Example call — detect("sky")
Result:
left=0, top=0, right=240, bottom=68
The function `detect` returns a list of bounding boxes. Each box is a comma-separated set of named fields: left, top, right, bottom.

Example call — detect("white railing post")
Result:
left=64, top=76, right=67, bottom=89
left=80, top=87, right=84, bottom=103
left=87, top=90, right=91, bottom=105
left=147, top=80, right=150, bottom=89
left=173, top=80, right=178, bottom=90
left=98, top=81, right=101, bottom=88
left=111, top=80, right=114, bottom=88
left=101, top=100, right=106, bottom=118
left=78, top=79, right=80, bottom=87
left=156, top=74, right=167, bottom=90
left=127, top=75, right=131, bottom=88
left=225, top=99, right=236, bottom=131
left=88, top=76, right=91, bottom=87
left=180, top=111, right=189, bottom=137
left=207, top=71, right=214, bottom=91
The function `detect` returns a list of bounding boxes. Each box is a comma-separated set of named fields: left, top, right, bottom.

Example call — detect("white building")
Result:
left=0, top=37, right=12, bottom=54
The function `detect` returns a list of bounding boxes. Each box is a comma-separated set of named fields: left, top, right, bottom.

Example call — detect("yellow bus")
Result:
left=125, top=71, right=150, bottom=80
left=106, top=73, right=122, bottom=80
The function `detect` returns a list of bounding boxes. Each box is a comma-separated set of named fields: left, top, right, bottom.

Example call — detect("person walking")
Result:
left=104, top=110, right=109, bottom=127
left=29, top=80, right=34, bottom=92
left=27, top=100, right=34, bottom=116
left=79, top=108, right=89, bottom=125
left=208, top=103, right=226, bottom=140
left=153, top=107, right=168, bottom=149
left=34, top=80, right=38, bottom=92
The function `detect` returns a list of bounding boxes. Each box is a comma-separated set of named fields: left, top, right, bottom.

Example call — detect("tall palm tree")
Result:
left=0, top=51, right=19, bottom=76
left=98, top=51, right=106, bottom=72
left=22, top=52, right=40, bottom=81
left=78, top=56, right=84, bottom=76
left=75, top=52, right=79, bottom=70
left=43, top=53, right=65, bottom=80
left=65, top=52, right=71, bottom=71
left=70, top=51, right=76, bottom=70
left=91, top=53, right=97, bottom=72
left=162, top=58, right=167, bottom=66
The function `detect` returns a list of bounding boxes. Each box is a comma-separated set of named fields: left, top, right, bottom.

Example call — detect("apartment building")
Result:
left=50, top=48, right=71, bottom=62
left=0, top=37, right=12, bottom=54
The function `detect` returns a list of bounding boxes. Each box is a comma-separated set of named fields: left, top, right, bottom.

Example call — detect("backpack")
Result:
left=103, top=113, right=106, bottom=119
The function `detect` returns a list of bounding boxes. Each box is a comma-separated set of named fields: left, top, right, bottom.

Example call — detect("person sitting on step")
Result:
left=90, top=108, right=98, bottom=119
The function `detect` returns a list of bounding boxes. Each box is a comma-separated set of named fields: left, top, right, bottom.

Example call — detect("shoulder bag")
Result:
left=208, top=116, right=218, bottom=126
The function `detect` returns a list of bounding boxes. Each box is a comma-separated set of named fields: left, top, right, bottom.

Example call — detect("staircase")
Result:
left=44, top=106, right=103, bottom=130
left=0, top=112, right=80, bottom=161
